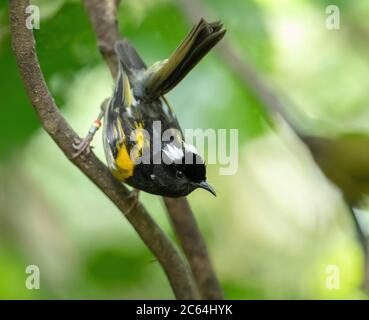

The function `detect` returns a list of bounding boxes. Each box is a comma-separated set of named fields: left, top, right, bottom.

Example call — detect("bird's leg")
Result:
left=72, top=99, right=109, bottom=159
left=125, top=189, right=140, bottom=215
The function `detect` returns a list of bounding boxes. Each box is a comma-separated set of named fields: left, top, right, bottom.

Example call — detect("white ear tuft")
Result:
left=163, top=143, right=184, bottom=162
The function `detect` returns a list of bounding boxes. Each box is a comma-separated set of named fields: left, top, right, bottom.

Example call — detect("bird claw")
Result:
left=72, top=136, right=93, bottom=159
left=71, top=99, right=107, bottom=160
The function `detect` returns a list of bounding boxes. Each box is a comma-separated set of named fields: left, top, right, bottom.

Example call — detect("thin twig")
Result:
left=83, top=0, right=223, bottom=300
left=9, top=0, right=196, bottom=300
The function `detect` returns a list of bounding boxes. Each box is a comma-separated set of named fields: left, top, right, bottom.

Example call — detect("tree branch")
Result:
left=9, top=0, right=196, bottom=300
left=83, top=0, right=223, bottom=300
left=83, top=0, right=121, bottom=78
left=163, top=198, right=223, bottom=299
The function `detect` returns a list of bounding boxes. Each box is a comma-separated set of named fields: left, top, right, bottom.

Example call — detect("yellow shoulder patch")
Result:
left=113, top=122, right=148, bottom=181
left=114, top=143, right=134, bottom=180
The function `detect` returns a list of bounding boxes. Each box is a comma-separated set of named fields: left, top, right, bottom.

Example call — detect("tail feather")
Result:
left=145, top=18, right=226, bottom=100
left=115, top=39, right=146, bottom=75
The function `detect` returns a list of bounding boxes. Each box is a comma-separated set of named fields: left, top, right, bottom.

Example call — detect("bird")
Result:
left=73, top=18, right=226, bottom=198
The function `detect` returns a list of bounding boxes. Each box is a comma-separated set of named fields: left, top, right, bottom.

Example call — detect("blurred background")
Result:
left=1, top=0, right=369, bottom=299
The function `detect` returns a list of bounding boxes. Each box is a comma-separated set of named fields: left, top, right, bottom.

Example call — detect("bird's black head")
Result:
left=157, top=147, right=215, bottom=197
left=131, top=143, right=216, bottom=198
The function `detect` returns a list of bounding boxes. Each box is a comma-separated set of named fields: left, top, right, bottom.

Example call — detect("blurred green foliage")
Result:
left=0, top=0, right=369, bottom=299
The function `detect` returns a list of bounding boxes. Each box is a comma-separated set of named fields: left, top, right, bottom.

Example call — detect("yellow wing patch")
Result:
left=114, top=143, right=134, bottom=180
left=113, top=122, right=147, bottom=181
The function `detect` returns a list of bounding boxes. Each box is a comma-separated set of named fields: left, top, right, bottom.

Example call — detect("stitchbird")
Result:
left=74, top=19, right=226, bottom=198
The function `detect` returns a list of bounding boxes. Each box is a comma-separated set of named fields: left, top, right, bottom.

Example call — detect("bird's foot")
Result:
left=72, top=135, right=94, bottom=159
left=72, top=99, right=109, bottom=159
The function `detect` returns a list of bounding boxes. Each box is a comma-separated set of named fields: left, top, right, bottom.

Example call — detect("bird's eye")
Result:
left=176, top=170, right=184, bottom=179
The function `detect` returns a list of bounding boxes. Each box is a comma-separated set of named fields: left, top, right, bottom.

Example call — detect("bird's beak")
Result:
left=197, top=181, right=217, bottom=197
